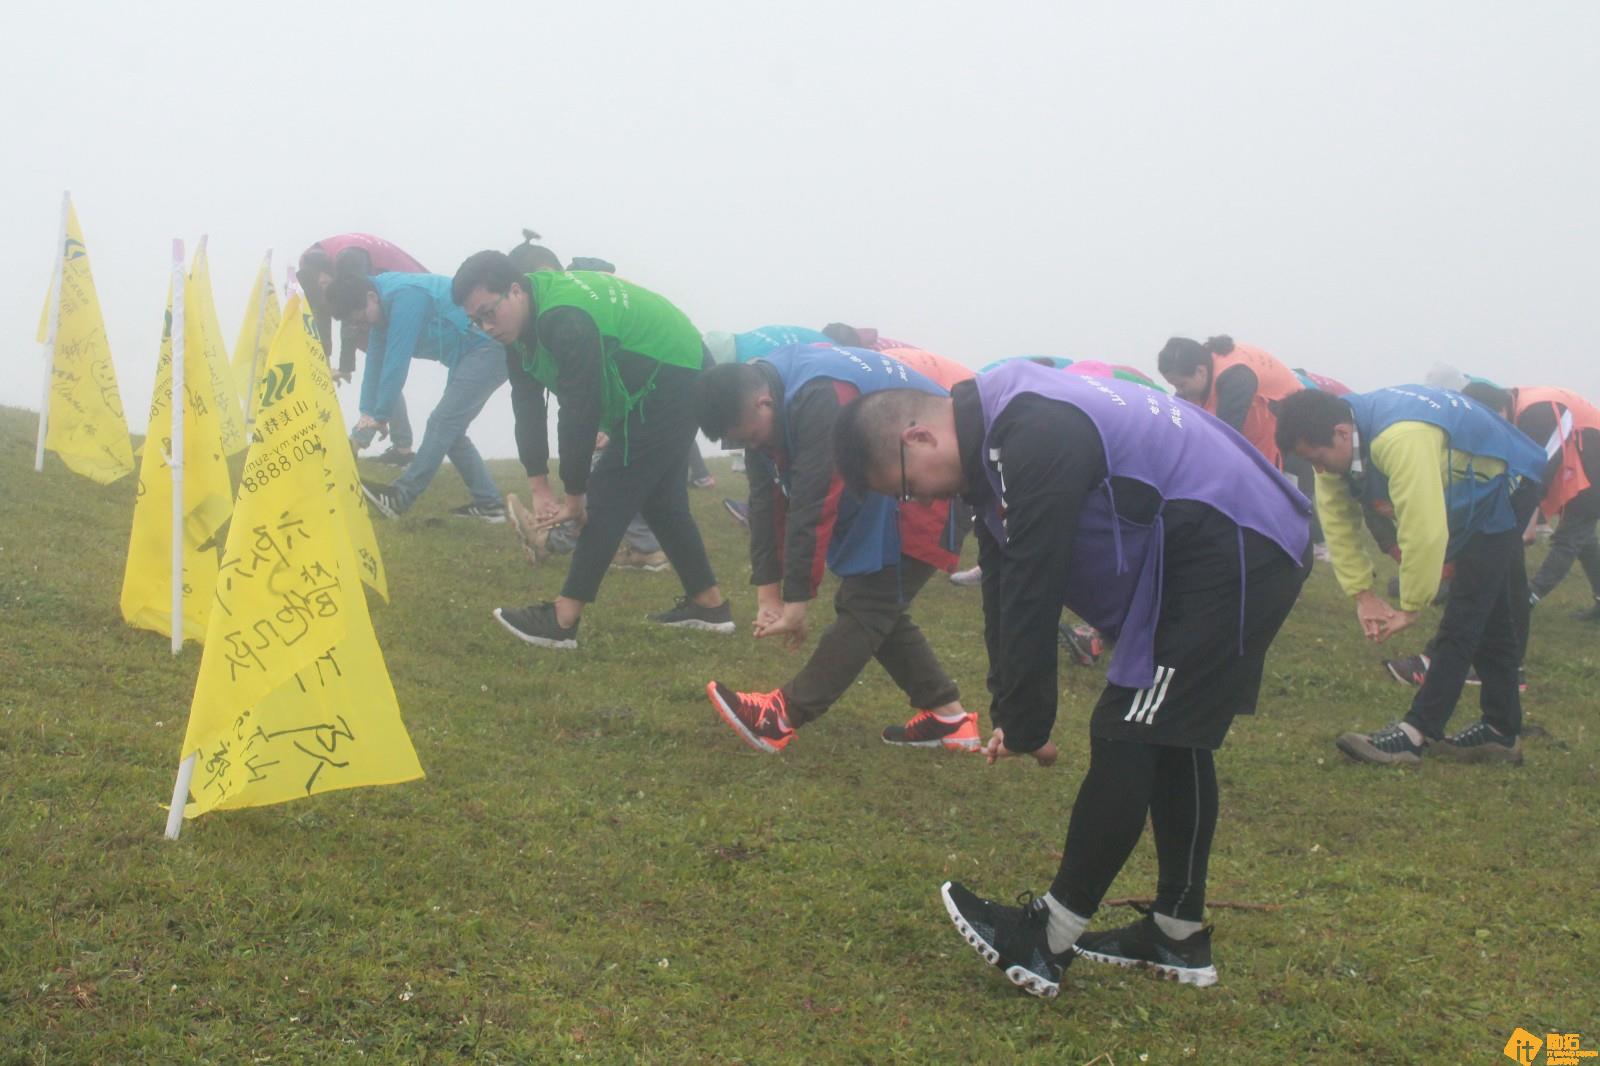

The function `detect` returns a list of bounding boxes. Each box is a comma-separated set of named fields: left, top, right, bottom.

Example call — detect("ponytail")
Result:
left=1204, top=335, right=1235, bottom=356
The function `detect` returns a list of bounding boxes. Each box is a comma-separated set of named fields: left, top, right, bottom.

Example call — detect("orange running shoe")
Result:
left=707, top=682, right=796, bottom=753
left=882, top=710, right=981, bottom=750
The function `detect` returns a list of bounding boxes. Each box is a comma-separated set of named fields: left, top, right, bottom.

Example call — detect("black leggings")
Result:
left=1052, top=738, right=1218, bottom=923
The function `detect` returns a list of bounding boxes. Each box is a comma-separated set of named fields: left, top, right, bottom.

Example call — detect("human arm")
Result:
left=1212, top=364, right=1259, bottom=432
left=538, top=307, right=605, bottom=497
left=1371, top=422, right=1451, bottom=612
left=365, top=288, right=429, bottom=421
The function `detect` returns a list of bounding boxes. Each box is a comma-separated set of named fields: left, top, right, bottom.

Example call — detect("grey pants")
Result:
left=1530, top=488, right=1600, bottom=601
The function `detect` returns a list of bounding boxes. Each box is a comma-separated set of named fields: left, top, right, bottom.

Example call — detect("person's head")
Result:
left=298, top=247, right=335, bottom=293
left=452, top=250, right=533, bottom=343
left=1460, top=381, right=1513, bottom=419
left=696, top=363, right=780, bottom=448
left=323, top=270, right=380, bottom=325
left=1274, top=388, right=1357, bottom=474
left=508, top=228, right=563, bottom=274
left=1157, top=335, right=1233, bottom=401
left=832, top=389, right=962, bottom=502
left=822, top=323, right=863, bottom=347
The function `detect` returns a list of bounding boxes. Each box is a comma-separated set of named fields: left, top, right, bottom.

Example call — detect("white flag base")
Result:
left=163, top=753, right=197, bottom=840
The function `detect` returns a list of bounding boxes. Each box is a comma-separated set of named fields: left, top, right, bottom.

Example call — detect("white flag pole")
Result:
left=169, top=239, right=187, bottom=657
left=163, top=752, right=196, bottom=840
left=35, top=191, right=71, bottom=473
left=243, top=249, right=273, bottom=429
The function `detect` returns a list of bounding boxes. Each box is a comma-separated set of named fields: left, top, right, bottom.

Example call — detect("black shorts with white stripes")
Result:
left=1089, top=532, right=1309, bottom=750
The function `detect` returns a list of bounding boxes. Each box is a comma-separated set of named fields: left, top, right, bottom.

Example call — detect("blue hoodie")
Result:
left=360, top=272, right=498, bottom=421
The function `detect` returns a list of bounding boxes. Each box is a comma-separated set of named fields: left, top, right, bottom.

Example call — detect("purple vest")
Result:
left=975, top=361, right=1311, bottom=689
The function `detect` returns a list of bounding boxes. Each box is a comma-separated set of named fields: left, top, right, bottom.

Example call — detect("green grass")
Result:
left=1, top=403, right=1596, bottom=1064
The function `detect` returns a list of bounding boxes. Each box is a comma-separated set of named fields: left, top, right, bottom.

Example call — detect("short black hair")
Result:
left=451, top=250, right=522, bottom=306
left=695, top=363, right=768, bottom=441
left=324, top=270, right=376, bottom=319
left=1460, top=381, right=1512, bottom=417
left=831, top=388, right=943, bottom=495
left=1156, top=335, right=1233, bottom=377
left=821, top=323, right=862, bottom=347
left=1274, top=388, right=1352, bottom=455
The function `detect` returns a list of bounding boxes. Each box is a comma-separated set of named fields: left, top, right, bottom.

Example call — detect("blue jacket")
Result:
left=360, top=273, right=498, bottom=421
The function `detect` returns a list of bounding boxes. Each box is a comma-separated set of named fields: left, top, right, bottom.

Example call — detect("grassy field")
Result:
left=1, top=403, right=1596, bottom=1064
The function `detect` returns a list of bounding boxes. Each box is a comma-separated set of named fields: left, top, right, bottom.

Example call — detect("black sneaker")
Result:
left=1464, top=666, right=1528, bottom=692
left=1432, top=720, right=1524, bottom=765
left=1335, top=722, right=1424, bottom=766
left=361, top=479, right=402, bottom=519
left=723, top=499, right=750, bottom=528
left=649, top=597, right=735, bottom=634
left=1058, top=623, right=1104, bottom=666
left=1073, top=907, right=1218, bottom=988
left=374, top=446, right=416, bottom=467
left=1382, top=654, right=1429, bottom=687
left=450, top=501, right=507, bottom=523
left=939, top=881, right=1072, bottom=999
left=492, top=602, right=579, bottom=650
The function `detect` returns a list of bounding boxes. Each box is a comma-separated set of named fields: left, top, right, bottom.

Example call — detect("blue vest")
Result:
left=761, top=344, right=950, bottom=577
left=1344, top=385, right=1545, bottom=553
left=735, top=325, right=832, bottom=363
left=976, top=360, right=1312, bottom=689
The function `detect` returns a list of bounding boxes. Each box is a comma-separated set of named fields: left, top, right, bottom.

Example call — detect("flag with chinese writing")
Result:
left=176, top=294, right=418, bottom=818
left=186, top=241, right=249, bottom=456
left=35, top=198, right=135, bottom=483
left=230, top=255, right=281, bottom=423
left=119, top=283, right=236, bottom=641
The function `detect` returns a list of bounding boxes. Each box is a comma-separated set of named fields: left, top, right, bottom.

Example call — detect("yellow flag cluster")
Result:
left=230, top=255, right=282, bottom=425
left=176, top=295, right=415, bottom=819
left=186, top=242, right=249, bottom=457
left=119, top=281, right=237, bottom=642
left=36, top=200, right=135, bottom=483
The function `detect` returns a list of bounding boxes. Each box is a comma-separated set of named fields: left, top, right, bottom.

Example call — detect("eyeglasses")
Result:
left=469, top=293, right=506, bottom=329
left=898, top=421, right=916, bottom=503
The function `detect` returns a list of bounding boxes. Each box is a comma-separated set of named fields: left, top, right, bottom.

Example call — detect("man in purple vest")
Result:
left=832, top=361, right=1312, bottom=999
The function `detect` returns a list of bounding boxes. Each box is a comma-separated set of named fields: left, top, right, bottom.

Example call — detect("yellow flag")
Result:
left=177, top=293, right=420, bottom=818
left=260, top=299, right=389, bottom=600
left=186, top=242, right=249, bottom=456
left=120, top=283, right=236, bottom=641
left=230, top=256, right=281, bottom=422
left=35, top=199, right=135, bottom=483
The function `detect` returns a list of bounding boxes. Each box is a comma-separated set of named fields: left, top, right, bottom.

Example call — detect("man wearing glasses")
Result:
left=692, top=344, right=976, bottom=754
left=830, top=359, right=1311, bottom=998
left=450, top=253, right=732, bottom=649
left=324, top=271, right=509, bottom=522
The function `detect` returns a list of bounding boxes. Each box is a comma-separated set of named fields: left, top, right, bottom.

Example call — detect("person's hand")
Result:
left=528, top=479, right=560, bottom=523
left=753, top=584, right=783, bottom=634
left=594, top=431, right=610, bottom=451
left=1354, top=589, right=1397, bottom=642
left=981, top=727, right=1058, bottom=767
left=537, top=494, right=587, bottom=530
left=1374, top=608, right=1419, bottom=643
left=333, top=369, right=352, bottom=386
left=753, top=600, right=808, bottom=650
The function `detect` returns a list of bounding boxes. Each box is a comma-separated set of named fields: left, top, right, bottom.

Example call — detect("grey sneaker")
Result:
left=1335, top=722, right=1424, bottom=766
left=649, top=597, right=734, bottom=633
left=451, top=501, right=507, bottom=523
left=1432, top=720, right=1524, bottom=765
left=492, top=602, right=579, bottom=650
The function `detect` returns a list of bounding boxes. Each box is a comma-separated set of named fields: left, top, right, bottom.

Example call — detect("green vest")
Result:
left=520, top=271, right=704, bottom=436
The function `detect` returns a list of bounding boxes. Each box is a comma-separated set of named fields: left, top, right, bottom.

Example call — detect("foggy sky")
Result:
left=4, top=0, right=1597, bottom=462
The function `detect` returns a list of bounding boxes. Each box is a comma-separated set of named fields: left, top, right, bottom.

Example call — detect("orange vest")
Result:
left=1512, top=386, right=1600, bottom=514
left=1202, top=344, right=1303, bottom=469
left=880, top=346, right=976, bottom=390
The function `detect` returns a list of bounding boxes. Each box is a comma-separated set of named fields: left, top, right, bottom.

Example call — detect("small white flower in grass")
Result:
left=399, top=982, right=414, bottom=1002
left=657, top=958, right=669, bottom=969
left=480, top=685, right=488, bottom=692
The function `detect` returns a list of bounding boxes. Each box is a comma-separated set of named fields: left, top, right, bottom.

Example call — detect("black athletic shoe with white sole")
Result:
left=493, top=602, right=579, bottom=650
left=1073, top=907, right=1217, bottom=987
left=649, top=597, right=735, bottom=633
left=1432, top=720, right=1524, bottom=765
left=939, top=881, right=1072, bottom=999
left=361, top=479, right=401, bottom=519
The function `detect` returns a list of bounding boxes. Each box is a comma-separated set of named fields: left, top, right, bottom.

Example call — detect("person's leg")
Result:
left=1051, top=738, right=1159, bottom=919
left=1531, top=492, right=1600, bottom=599
left=686, top=439, right=712, bottom=484
left=1471, top=535, right=1526, bottom=737
left=1404, top=529, right=1512, bottom=740
left=869, top=560, right=962, bottom=712
left=558, top=451, right=659, bottom=604
left=623, top=515, right=661, bottom=554
left=629, top=372, right=720, bottom=600
left=386, top=345, right=508, bottom=511
left=1149, top=746, right=1219, bottom=925
left=388, top=391, right=415, bottom=452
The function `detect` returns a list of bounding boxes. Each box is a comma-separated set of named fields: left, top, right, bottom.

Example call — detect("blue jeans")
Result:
left=388, top=343, right=508, bottom=512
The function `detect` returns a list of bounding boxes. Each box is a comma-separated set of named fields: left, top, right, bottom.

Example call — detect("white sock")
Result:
left=931, top=709, right=969, bottom=723
left=1153, top=911, right=1204, bottom=940
left=1043, top=893, right=1091, bottom=954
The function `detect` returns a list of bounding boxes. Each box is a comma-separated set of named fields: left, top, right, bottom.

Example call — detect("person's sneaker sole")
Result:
left=1335, top=732, right=1421, bottom=766
left=938, top=882, right=1059, bottom=999
left=705, top=682, right=784, bottom=754
left=1383, top=661, right=1424, bottom=687
left=613, top=559, right=671, bottom=572
left=491, top=608, right=577, bottom=651
left=881, top=732, right=982, bottom=751
left=657, top=617, right=737, bottom=634
left=1430, top=738, right=1524, bottom=766
left=454, top=512, right=507, bottom=524
left=1071, top=945, right=1218, bottom=988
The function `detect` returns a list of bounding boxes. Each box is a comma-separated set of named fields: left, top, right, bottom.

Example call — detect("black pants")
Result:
left=1405, top=525, right=1530, bottom=739
left=1053, top=739, right=1218, bottom=923
left=561, top=363, right=718, bottom=603
left=782, top=557, right=960, bottom=726
left=1530, top=488, right=1600, bottom=601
